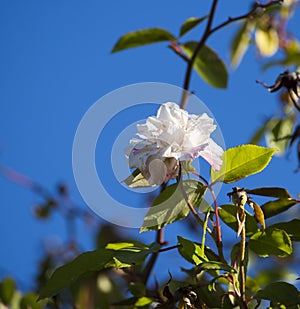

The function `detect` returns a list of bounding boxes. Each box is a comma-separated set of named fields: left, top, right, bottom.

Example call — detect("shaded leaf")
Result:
left=271, top=219, right=300, bottom=241
left=129, top=282, right=146, bottom=298
left=256, top=282, right=300, bottom=306
left=182, top=42, right=228, bottom=88
left=179, top=16, right=208, bottom=37
left=141, top=180, right=206, bottom=232
left=39, top=242, right=159, bottom=299
left=20, top=293, right=43, bottom=309
left=266, top=117, right=294, bottom=155
left=246, top=187, right=291, bottom=199
left=230, top=243, right=249, bottom=274
left=230, top=21, right=253, bottom=68
left=112, top=297, right=138, bottom=306
left=249, top=227, right=292, bottom=257
left=249, top=119, right=270, bottom=145
left=123, top=169, right=151, bottom=188
left=255, top=27, right=279, bottom=57
left=112, top=28, right=176, bottom=53
left=219, top=204, right=259, bottom=236
left=0, top=277, right=16, bottom=305
left=263, top=52, right=300, bottom=70
left=193, top=261, right=236, bottom=274
left=261, top=198, right=297, bottom=218
left=211, top=145, right=276, bottom=184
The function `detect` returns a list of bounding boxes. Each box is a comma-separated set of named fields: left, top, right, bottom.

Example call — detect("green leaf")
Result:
left=111, top=28, right=176, bottom=53
left=39, top=242, right=159, bottom=299
left=123, top=169, right=152, bottom=188
left=246, top=187, right=291, bottom=199
left=181, top=42, right=228, bottom=88
left=271, top=219, right=300, bottom=241
left=135, top=296, right=153, bottom=307
left=249, top=227, right=292, bottom=257
left=211, top=145, right=276, bottom=184
left=261, top=198, right=297, bottom=218
left=256, top=282, right=300, bottom=306
left=219, top=204, right=259, bottom=236
left=231, top=243, right=249, bottom=274
left=0, top=277, right=16, bottom=305
left=112, top=297, right=138, bottom=306
left=249, top=119, right=270, bottom=145
left=266, top=117, right=294, bottom=155
left=193, top=261, right=237, bottom=274
left=20, top=293, right=43, bottom=309
left=179, top=16, right=208, bottom=37
left=230, top=21, right=253, bottom=68
left=177, top=236, right=206, bottom=265
left=141, top=180, right=206, bottom=232
left=255, top=27, right=279, bottom=57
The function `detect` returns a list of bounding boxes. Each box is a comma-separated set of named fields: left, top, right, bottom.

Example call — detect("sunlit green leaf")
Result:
left=255, top=27, right=279, bottom=57
left=182, top=42, right=228, bottom=88
left=141, top=180, right=206, bottom=232
left=177, top=236, right=206, bottom=265
left=135, top=296, right=153, bottom=307
left=39, top=242, right=159, bottom=299
left=230, top=21, right=253, bottom=68
left=256, top=282, right=300, bottom=306
left=246, top=187, right=291, bottom=199
left=271, top=219, right=300, bottom=241
left=249, top=227, right=292, bottom=257
left=111, top=28, right=176, bottom=53
left=123, top=169, right=152, bottom=188
left=261, top=198, right=297, bottom=218
left=179, top=16, right=208, bottom=37
left=211, top=145, right=276, bottom=184
left=219, top=204, right=259, bottom=236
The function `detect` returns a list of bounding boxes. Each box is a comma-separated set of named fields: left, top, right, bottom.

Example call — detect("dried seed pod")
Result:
left=248, top=200, right=265, bottom=231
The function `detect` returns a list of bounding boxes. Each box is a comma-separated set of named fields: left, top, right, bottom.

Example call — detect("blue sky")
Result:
left=1, top=0, right=300, bottom=292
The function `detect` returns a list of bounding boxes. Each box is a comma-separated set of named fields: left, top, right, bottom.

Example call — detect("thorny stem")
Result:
left=179, top=0, right=282, bottom=109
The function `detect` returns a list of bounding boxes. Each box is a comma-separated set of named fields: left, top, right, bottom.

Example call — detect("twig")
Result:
left=210, top=0, right=283, bottom=35
left=240, top=225, right=247, bottom=308
left=177, top=163, right=211, bottom=232
left=142, top=184, right=167, bottom=285
left=192, top=170, right=225, bottom=262
left=179, top=0, right=282, bottom=109
left=180, top=0, right=219, bottom=109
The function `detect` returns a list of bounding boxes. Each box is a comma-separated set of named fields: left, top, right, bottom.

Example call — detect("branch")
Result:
left=210, top=0, right=283, bottom=35
left=142, top=184, right=167, bottom=285
left=179, top=0, right=283, bottom=109
left=180, top=0, right=219, bottom=109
